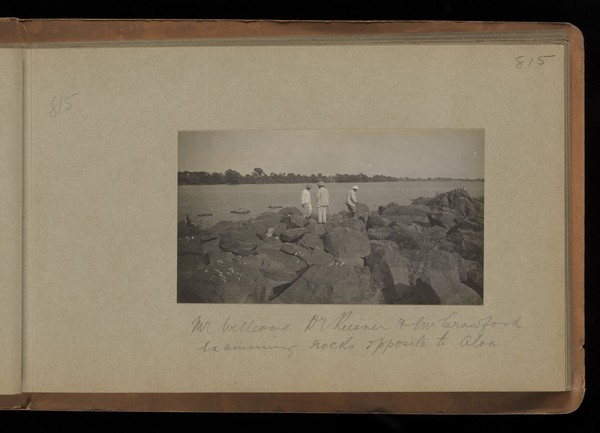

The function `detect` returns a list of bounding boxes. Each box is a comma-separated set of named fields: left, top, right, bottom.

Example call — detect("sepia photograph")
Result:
left=178, top=129, right=484, bottom=305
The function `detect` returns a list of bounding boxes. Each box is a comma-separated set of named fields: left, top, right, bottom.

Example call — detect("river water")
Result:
left=178, top=181, right=484, bottom=228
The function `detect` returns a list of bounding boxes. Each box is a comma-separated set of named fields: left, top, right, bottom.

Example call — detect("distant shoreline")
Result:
left=178, top=179, right=485, bottom=186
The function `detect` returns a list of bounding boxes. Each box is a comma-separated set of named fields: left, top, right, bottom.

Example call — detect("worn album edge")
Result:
left=0, top=19, right=584, bottom=414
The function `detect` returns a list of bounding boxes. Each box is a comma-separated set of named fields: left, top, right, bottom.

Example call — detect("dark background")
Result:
left=0, top=1, right=596, bottom=430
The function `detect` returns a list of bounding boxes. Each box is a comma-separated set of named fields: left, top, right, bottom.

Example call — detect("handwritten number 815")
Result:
left=50, top=93, right=80, bottom=118
left=515, top=55, right=555, bottom=69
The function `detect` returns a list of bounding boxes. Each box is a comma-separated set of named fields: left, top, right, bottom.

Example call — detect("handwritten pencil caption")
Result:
left=190, top=311, right=522, bottom=359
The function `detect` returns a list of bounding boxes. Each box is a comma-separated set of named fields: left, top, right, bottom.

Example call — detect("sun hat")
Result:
left=318, top=181, right=325, bottom=187
left=352, top=185, right=358, bottom=190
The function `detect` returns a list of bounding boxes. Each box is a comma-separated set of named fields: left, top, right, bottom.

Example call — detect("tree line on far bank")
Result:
left=178, top=168, right=483, bottom=185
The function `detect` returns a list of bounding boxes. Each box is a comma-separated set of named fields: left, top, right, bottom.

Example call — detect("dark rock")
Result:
left=254, top=241, right=282, bottom=255
left=273, top=223, right=288, bottom=238
left=367, top=227, right=395, bottom=241
left=177, top=221, right=204, bottom=238
left=366, top=213, right=388, bottom=229
left=382, top=205, right=430, bottom=226
left=219, top=229, right=262, bottom=256
left=259, top=250, right=308, bottom=278
left=426, top=212, right=450, bottom=229
left=382, top=205, right=428, bottom=218
left=278, top=206, right=303, bottom=216
left=454, top=196, right=478, bottom=219
left=255, top=250, right=308, bottom=300
left=177, top=236, right=205, bottom=255
left=281, top=242, right=335, bottom=267
left=392, top=281, right=442, bottom=305
left=411, top=196, right=433, bottom=206
left=178, top=260, right=268, bottom=303
left=306, top=249, right=335, bottom=266
left=283, top=214, right=311, bottom=229
left=298, top=232, right=325, bottom=252
left=306, top=220, right=326, bottom=237
left=281, top=242, right=311, bottom=257
left=211, top=220, right=237, bottom=234
left=390, top=224, right=424, bottom=250
left=369, top=240, right=401, bottom=252
left=280, top=227, right=309, bottom=243
left=421, top=225, right=447, bottom=240
left=324, top=227, right=371, bottom=258
left=442, top=229, right=484, bottom=263
left=246, top=222, right=270, bottom=240
left=427, top=189, right=484, bottom=221
left=336, top=255, right=365, bottom=267
left=414, top=250, right=482, bottom=305
left=365, top=246, right=411, bottom=303
left=177, top=254, right=208, bottom=281
left=202, top=238, right=230, bottom=263
left=355, top=202, right=370, bottom=221
left=463, top=260, right=484, bottom=298
left=254, top=212, right=283, bottom=226
left=272, top=262, right=377, bottom=304
left=339, top=218, right=367, bottom=233
left=386, top=202, right=401, bottom=209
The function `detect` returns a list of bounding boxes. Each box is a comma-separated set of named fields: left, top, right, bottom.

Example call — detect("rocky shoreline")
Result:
left=178, top=188, right=484, bottom=305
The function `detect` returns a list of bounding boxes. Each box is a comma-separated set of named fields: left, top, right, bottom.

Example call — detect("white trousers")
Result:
left=303, top=203, right=312, bottom=218
left=318, top=206, right=328, bottom=223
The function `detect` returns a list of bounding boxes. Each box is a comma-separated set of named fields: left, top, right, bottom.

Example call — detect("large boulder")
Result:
left=251, top=252, right=307, bottom=300
left=211, top=220, right=237, bottom=234
left=410, top=196, right=433, bottom=206
left=306, top=220, right=326, bottom=237
left=280, top=227, right=309, bottom=243
left=280, top=242, right=334, bottom=267
left=442, top=229, right=484, bottom=263
left=298, top=232, right=325, bottom=252
left=335, top=255, right=365, bottom=267
left=254, top=240, right=283, bottom=255
left=177, top=254, right=208, bottom=281
left=278, top=206, right=303, bottom=217
left=339, top=218, right=367, bottom=233
left=365, top=246, right=411, bottom=303
left=381, top=205, right=429, bottom=225
left=202, top=238, right=233, bottom=263
left=355, top=202, right=370, bottom=221
left=426, top=211, right=455, bottom=229
left=177, top=236, right=206, bottom=255
left=273, top=223, right=288, bottom=238
left=414, top=250, right=482, bottom=305
left=272, top=262, right=377, bottom=304
left=253, top=212, right=283, bottom=227
left=367, top=227, right=395, bottom=241
left=463, top=260, right=484, bottom=298
left=282, top=214, right=311, bottom=229
left=390, top=224, right=424, bottom=250
left=324, top=227, right=371, bottom=259
left=366, top=213, right=389, bottom=229
left=369, top=240, right=401, bottom=252
left=178, top=260, right=267, bottom=303
left=219, top=229, right=262, bottom=256
left=177, top=221, right=204, bottom=238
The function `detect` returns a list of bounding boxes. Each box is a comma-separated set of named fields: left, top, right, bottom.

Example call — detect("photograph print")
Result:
left=177, top=129, right=484, bottom=305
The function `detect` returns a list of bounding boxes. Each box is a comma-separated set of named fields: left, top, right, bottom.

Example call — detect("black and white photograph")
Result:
left=177, top=129, right=484, bottom=304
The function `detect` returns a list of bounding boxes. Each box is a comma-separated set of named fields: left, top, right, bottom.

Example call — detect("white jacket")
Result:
left=301, top=189, right=311, bottom=205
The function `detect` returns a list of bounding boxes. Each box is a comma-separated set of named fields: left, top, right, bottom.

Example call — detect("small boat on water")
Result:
left=230, top=207, right=251, bottom=214
left=268, top=205, right=283, bottom=209
left=197, top=213, right=213, bottom=217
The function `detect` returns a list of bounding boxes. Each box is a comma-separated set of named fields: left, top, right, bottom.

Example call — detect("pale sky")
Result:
left=178, top=129, right=484, bottom=179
